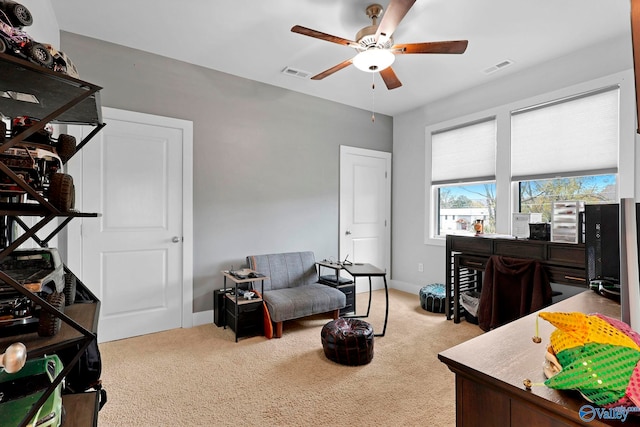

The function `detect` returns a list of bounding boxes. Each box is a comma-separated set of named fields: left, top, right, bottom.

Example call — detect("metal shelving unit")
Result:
left=0, top=52, right=104, bottom=427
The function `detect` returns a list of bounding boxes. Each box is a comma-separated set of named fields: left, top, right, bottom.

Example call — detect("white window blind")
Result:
left=511, top=87, right=619, bottom=180
left=431, top=118, right=496, bottom=185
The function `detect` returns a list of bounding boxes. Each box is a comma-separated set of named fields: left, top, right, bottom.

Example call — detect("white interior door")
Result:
left=67, top=108, right=193, bottom=343
left=340, top=146, right=391, bottom=292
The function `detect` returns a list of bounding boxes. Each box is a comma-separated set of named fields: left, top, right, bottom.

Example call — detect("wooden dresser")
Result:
left=438, top=291, right=629, bottom=426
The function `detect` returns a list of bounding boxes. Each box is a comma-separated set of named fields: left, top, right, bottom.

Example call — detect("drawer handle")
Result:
left=564, top=275, right=586, bottom=282
left=466, top=261, right=484, bottom=267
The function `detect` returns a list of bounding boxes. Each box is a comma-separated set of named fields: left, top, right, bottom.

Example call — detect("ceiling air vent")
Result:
left=482, top=59, right=514, bottom=75
left=281, top=66, right=312, bottom=79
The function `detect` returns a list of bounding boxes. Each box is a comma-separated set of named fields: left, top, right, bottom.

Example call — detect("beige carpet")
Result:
left=97, top=289, right=482, bottom=427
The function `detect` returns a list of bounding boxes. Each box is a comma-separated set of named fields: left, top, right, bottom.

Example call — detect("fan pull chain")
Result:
left=371, top=72, right=376, bottom=123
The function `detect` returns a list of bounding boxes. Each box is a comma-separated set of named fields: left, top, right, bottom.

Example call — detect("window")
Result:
left=431, top=118, right=496, bottom=237
left=426, top=78, right=626, bottom=244
left=512, top=87, right=619, bottom=219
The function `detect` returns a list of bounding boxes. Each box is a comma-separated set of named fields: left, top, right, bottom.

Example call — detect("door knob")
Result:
left=172, top=236, right=182, bottom=243
left=345, top=230, right=352, bottom=235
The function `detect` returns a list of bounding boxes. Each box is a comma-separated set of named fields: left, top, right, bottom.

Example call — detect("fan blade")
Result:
left=291, top=25, right=359, bottom=48
left=375, top=0, right=416, bottom=45
left=392, top=40, right=468, bottom=55
left=380, top=67, right=402, bottom=90
left=311, top=58, right=354, bottom=80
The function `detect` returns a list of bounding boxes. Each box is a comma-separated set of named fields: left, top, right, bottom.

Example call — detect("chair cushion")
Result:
left=262, top=283, right=346, bottom=323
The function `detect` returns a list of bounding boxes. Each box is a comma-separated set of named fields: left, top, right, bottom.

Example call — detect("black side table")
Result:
left=214, top=288, right=232, bottom=327
left=221, top=270, right=268, bottom=342
left=224, top=295, right=263, bottom=339
left=342, top=263, right=389, bottom=337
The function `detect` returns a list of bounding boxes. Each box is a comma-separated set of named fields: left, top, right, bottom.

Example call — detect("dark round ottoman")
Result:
left=419, top=283, right=446, bottom=313
left=321, top=318, right=374, bottom=365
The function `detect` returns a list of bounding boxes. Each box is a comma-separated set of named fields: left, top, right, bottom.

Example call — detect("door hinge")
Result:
left=385, top=171, right=388, bottom=179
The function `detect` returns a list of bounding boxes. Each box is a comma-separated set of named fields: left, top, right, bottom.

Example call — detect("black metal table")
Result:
left=342, top=263, right=389, bottom=337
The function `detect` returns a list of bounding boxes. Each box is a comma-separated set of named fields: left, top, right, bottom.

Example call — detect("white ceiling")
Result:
left=50, top=0, right=631, bottom=116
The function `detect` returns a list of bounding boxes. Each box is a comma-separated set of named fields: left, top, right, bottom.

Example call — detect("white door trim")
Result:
left=339, top=145, right=392, bottom=278
left=66, top=107, right=194, bottom=328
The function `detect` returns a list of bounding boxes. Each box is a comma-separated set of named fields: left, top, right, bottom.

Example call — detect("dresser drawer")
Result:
left=225, top=296, right=263, bottom=337
left=545, top=265, right=587, bottom=287
left=494, top=240, right=545, bottom=260
left=457, top=254, right=488, bottom=271
left=449, top=236, right=493, bottom=255
left=342, top=288, right=355, bottom=315
left=547, top=243, right=585, bottom=268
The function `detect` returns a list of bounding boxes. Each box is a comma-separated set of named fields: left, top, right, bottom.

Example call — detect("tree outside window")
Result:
left=519, top=175, right=617, bottom=222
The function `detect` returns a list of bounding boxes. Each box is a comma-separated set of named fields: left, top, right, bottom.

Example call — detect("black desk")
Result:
left=316, top=261, right=389, bottom=337
left=446, top=234, right=587, bottom=323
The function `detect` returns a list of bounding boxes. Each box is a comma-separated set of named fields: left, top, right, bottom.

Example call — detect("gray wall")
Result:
left=59, top=31, right=393, bottom=313
left=392, top=34, right=635, bottom=293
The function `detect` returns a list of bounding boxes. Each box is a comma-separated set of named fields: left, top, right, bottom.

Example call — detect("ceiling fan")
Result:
left=291, top=0, right=468, bottom=90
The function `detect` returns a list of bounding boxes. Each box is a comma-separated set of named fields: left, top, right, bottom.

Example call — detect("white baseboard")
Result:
left=389, top=279, right=423, bottom=295
left=353, top=278, right=421, bottom=294
left=193, top=309, right=213, bottom=326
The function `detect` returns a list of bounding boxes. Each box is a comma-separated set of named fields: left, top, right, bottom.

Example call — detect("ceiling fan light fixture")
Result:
left=353, top=49, right=395, bottom=73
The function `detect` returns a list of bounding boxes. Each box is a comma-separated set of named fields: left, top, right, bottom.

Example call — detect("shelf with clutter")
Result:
left=0, top=50, right=105, bottom=426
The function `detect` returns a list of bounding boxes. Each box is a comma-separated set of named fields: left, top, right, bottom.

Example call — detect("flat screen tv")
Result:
left=619, top=198, right=640, bottom=330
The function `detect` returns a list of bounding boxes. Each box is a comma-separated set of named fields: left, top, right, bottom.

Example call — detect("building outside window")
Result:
left=437, top=184, right=495, bottom=235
